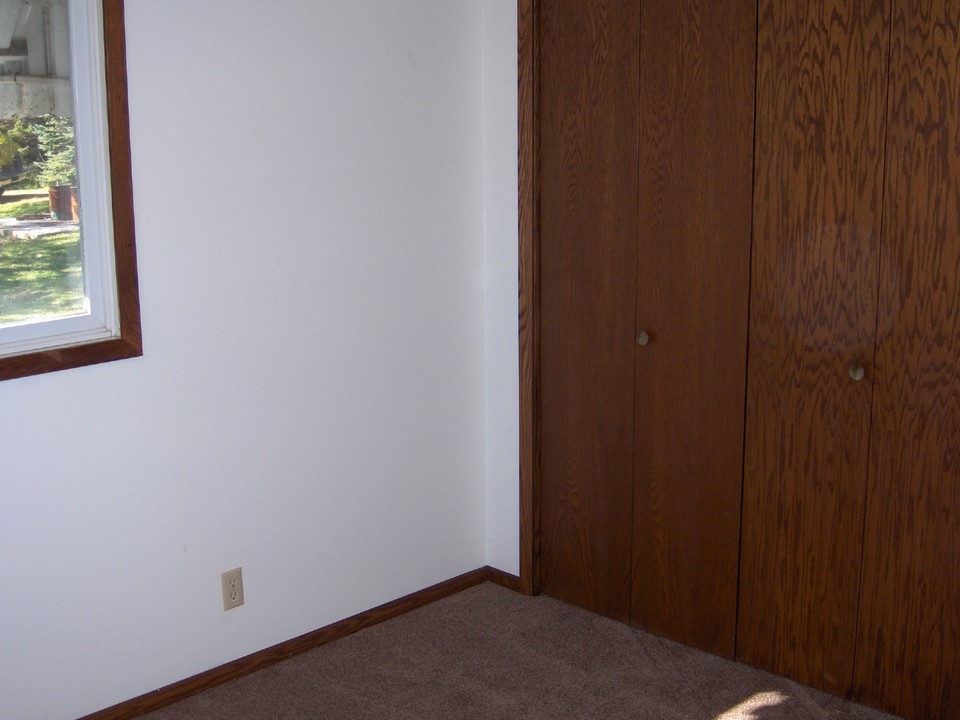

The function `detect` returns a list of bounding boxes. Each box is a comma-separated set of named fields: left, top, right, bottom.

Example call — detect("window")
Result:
left=0, top=0, right=140, bottom=381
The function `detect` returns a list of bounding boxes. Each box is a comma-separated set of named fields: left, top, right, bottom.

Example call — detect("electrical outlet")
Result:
left=221, top=567, right=244, bottom=611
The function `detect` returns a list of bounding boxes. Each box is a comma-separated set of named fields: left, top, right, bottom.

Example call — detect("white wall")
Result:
left=0, top=2, right=518, bottom=719
left=482, top=0, right=519, bottom=574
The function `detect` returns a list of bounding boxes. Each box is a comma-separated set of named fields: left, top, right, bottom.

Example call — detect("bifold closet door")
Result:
left=854, top=3, right=960, bottom=718
left=538, top=0, right=641, bottom=622
left=737, top=0, right=890, bottom=696
left=539, top=0, right=754, bottom=651
left=630, top=0, right=755, bottom=657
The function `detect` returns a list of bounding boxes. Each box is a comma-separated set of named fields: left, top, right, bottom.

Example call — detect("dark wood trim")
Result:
left=78, top=568, right=508, bottom=720
left=103, top=0, right=142, bottom=358
left=487, top=565, right=523, bottom=592
left=517, top=0, right=539, bottom=597
left=0, top=0, right=141, bottom=382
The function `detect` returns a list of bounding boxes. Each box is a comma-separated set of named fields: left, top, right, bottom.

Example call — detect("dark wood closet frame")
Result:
left=517, top=0, right=538, bottom=597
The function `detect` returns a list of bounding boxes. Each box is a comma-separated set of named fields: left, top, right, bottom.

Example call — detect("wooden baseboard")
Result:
left=486, top=566, right=524, bottom=593
left=78, top=566, right=521, bottom=720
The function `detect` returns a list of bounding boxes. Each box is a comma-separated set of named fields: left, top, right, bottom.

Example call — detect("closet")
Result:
left=739, top=2, right=960, bottom=717
left=535, top=1, right=960, bottom=718
left=538, top=0, right=755, bottom=657
left=736, top=0, right=891, bottom=697
left=853, top=2, right=960, bottom=716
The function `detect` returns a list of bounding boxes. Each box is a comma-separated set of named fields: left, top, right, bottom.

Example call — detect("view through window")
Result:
left=0, top=0, right=84, bottom=329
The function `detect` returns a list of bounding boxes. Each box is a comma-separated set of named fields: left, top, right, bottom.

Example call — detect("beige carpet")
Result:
left=142, top=583, right=903, bottom=719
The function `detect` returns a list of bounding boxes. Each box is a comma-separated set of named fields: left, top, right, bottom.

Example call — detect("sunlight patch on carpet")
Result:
left=715, top=690, right=788, bottom=719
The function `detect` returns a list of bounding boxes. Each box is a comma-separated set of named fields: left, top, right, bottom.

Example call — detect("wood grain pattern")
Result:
left=537, top=0, right=640, bottom=622
left=78, top=568, right=498, bottom=720
left=737, top=0, right=890, bottom=695
left=629, top=0, right=755, bottom=658
left=0, top=0, right=141, bottom=382
left=854, top=3, right=960, bottom=718
left=518, top=0, right=538, bottom=597
left=103, top=0, right=142, bottom=356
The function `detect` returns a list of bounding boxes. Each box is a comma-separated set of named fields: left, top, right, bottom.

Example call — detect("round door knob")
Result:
left=849, top=363, right=866, bottom=382
left=636, top=330, right=651, bottom=347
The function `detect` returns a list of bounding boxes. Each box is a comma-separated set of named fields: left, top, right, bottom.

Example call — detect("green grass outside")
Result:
left=0, top=196, right=51, bottom=219
left=0, top=230, right=85, bottom=326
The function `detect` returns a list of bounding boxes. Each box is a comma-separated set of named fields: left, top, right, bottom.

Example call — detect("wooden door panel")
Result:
left=630, top=0, right=756, bottom=657
left=854, top=3, right=960, bottom=718
left=538, top=0, right=640, bottom=622
left=738, top=0, right=890, bottom=695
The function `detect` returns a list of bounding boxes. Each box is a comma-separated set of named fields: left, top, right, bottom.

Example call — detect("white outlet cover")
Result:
left=221, top=567, right=244, bottom=611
